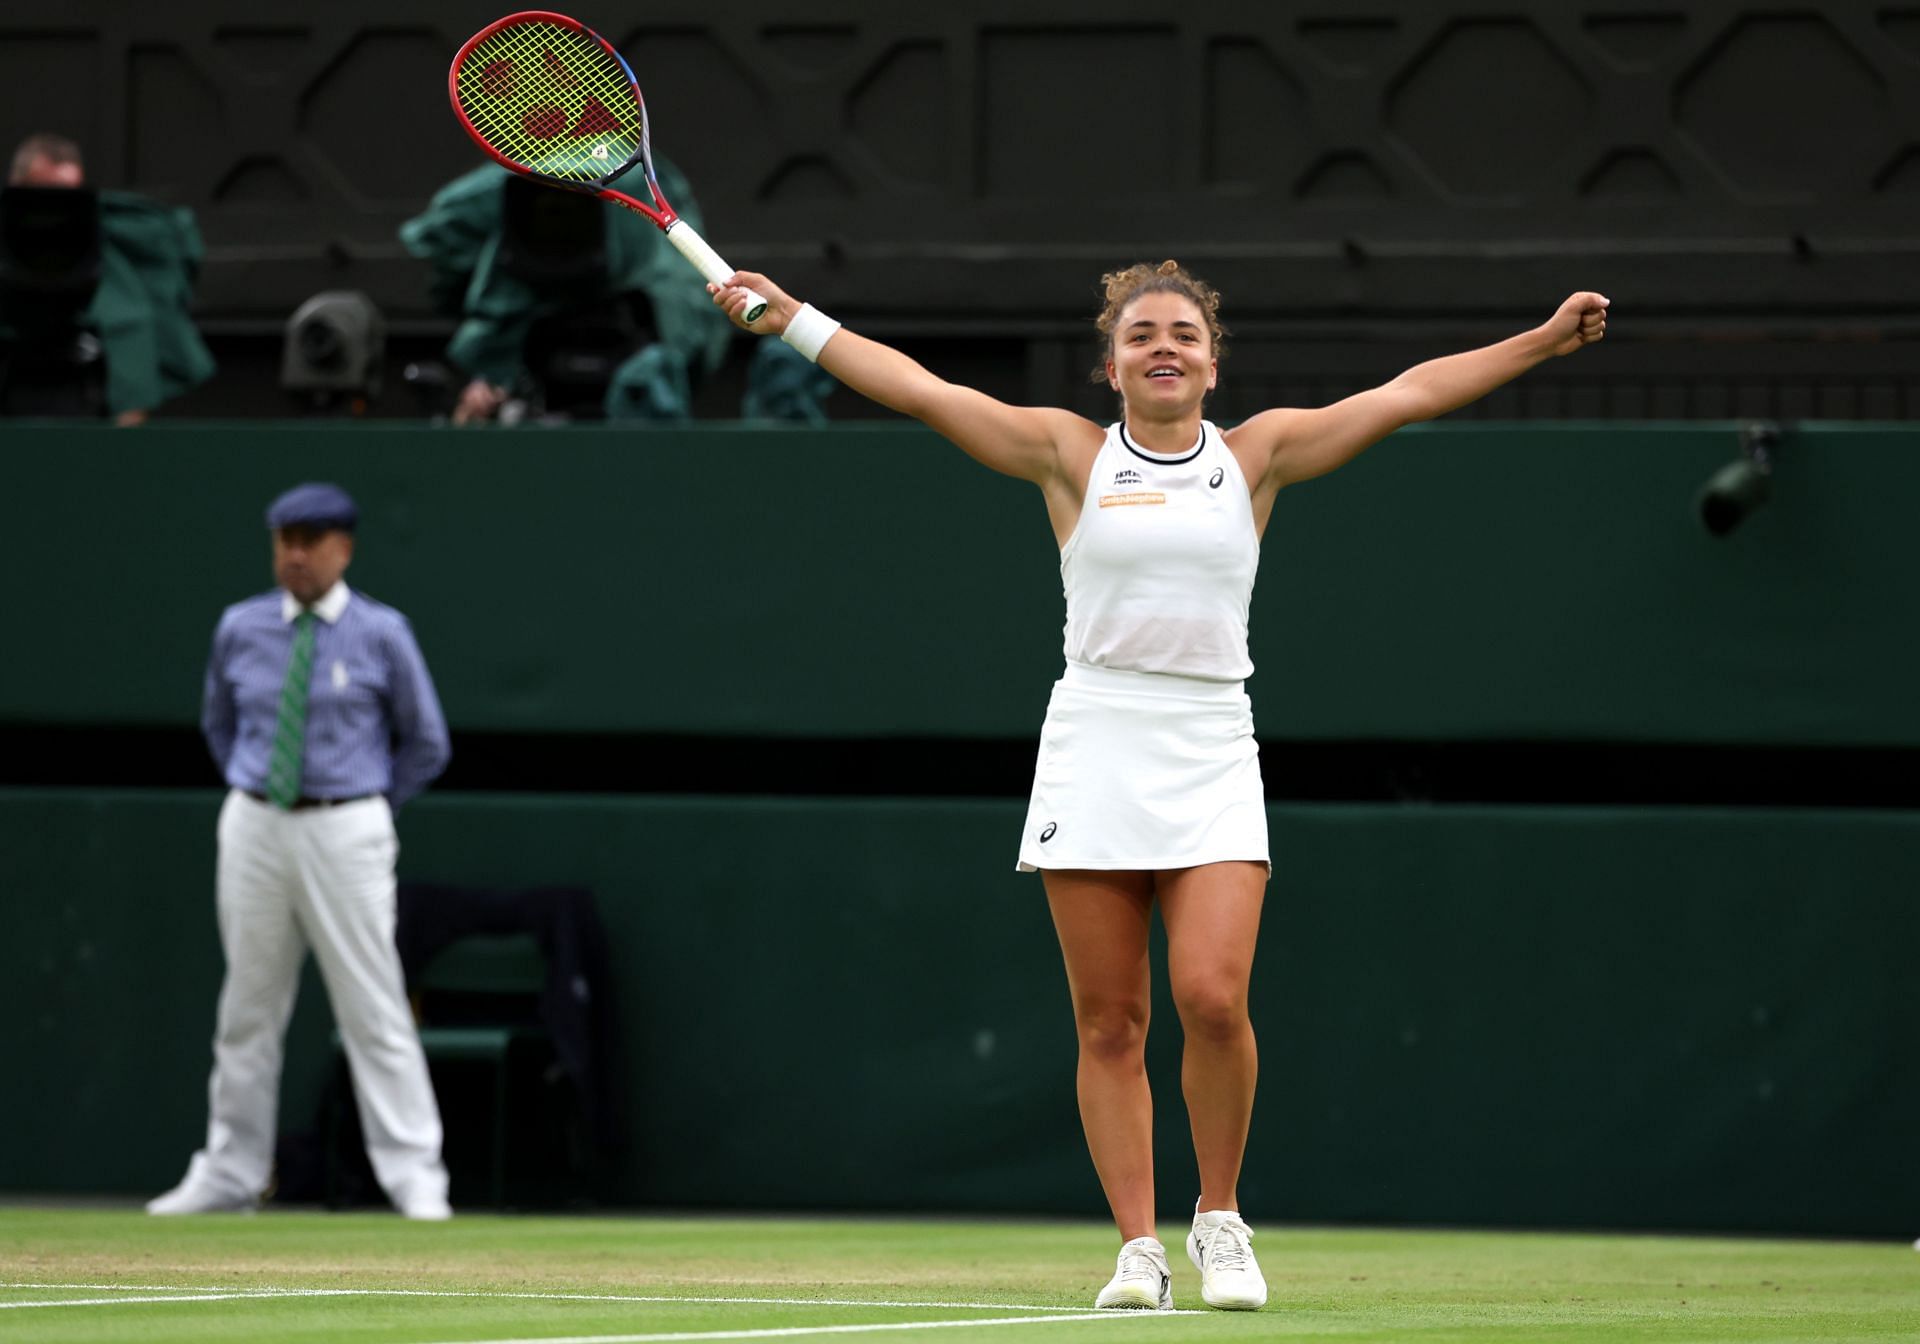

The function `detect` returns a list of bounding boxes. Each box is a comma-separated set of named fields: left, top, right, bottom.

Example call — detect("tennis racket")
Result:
left=448, top=10, right=767, bottom=324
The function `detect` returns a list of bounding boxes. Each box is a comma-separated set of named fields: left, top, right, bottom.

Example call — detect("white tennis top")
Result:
left=1059, top=420, right=1259, bottom=682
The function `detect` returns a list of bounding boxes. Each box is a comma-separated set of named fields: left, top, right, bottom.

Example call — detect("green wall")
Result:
left=7, top=789, right=1917, bottom=1236
left=2, top=421, right=1915, bottom=743
left=4, top=420, right=1917, bottom=1234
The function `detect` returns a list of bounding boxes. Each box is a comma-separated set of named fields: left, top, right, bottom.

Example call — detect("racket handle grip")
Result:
left=666, top=221, right=769, bottom=325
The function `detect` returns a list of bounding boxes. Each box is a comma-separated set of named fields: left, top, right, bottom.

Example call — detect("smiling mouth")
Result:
left=1147, top=368, right=1182, bottom=379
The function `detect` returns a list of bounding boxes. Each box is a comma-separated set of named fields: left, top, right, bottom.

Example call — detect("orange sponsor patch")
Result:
left=1098, top=492, right=1168, bottom=508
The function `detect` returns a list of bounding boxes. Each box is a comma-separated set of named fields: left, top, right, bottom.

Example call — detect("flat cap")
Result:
left=265, top=482, right=358, bottom=532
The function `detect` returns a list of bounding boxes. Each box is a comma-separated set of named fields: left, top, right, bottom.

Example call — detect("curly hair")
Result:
left=1089, top=259, right=1228, bottom=383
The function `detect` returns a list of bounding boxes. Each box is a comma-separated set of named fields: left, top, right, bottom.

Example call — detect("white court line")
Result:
left=415, top=1316, right=1200, bottom=1344
left=0, top=1283, right=1203, bottom=1318
left=0, top=1285, right=1075, bottom=1309
left=0, top=1283, right=215, bottom=1292
left=1, top=1293, right=279, bottom=1309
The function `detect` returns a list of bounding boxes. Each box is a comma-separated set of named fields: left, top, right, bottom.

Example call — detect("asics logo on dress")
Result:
left=1040, top=822, right=1057, bottom=842
left=1209, top=467, right=1224, bottom=488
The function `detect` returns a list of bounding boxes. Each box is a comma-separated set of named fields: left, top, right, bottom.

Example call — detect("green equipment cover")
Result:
left=399, top=163, right=731, bottom=414
left=95, top=191, right=217, bottom=415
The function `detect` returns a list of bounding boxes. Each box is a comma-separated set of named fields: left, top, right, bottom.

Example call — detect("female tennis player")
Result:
left=712, top=262, right=1606, bottom=1311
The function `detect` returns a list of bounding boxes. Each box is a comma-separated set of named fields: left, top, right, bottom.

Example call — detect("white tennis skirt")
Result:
left=1016, top=661, right=1269, bottom=873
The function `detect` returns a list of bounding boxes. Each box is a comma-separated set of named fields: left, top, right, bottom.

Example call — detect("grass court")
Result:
left=2, top=1206, right=1916, bottom=1343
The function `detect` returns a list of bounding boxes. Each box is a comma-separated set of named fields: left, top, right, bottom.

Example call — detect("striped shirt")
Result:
left=201, top=582, right=450, bottom=807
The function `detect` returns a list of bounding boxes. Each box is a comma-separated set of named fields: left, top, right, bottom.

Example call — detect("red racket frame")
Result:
left=448, top=10, right=682, bottom=229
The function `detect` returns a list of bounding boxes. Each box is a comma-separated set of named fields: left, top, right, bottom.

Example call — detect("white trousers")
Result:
left=179, top=789, right=447, bottom=1208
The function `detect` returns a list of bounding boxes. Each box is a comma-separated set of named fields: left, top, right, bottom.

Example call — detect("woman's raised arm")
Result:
left=713, top=271, right=1096, bottom=487
left=1228, top=292, right=1610, bottom=490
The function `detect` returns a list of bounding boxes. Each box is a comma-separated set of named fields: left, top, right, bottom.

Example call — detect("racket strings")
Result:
left=456, top=20, right=647, bottom=183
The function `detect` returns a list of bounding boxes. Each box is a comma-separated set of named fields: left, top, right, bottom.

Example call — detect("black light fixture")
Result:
left=1697, top=421, right=1780, bottom=537
left=281, top=290, right=384, bottom=412
left=0, top=184, right=106, bottom=416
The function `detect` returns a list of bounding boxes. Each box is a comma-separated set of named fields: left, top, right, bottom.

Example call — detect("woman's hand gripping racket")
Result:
left=449, top=10, right=767, bottom=324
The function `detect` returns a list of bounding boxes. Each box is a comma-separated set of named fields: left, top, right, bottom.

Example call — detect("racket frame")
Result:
left=449, top=10, right=767, bottom=322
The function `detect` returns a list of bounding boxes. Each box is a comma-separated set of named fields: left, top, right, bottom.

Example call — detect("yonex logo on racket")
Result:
left=517, top=93, right=622, bottom=141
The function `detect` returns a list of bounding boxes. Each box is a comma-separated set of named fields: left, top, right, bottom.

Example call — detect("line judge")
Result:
left=149, top=482, right=453, bottom=1219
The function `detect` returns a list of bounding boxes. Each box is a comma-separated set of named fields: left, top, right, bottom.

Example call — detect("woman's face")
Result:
left=1106, top=291, right=1216, bottom=411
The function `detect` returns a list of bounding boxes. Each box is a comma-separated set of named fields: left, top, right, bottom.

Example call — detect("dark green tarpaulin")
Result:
left=399, top=162, right=732, bottom=409
left=96, top=191, right=217, bottom=414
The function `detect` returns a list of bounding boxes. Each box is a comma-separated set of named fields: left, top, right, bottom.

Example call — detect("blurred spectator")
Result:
left=0, top=133, right=215, bottom=424
left=399, top=163, right=829, bottom=426
left=11, top=135, right=83, bottom=189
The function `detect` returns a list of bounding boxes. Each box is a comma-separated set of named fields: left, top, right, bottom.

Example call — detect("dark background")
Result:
left=2, top=2, right=1918, bottom=1235
left=4, top=0, right=1917, bottom=419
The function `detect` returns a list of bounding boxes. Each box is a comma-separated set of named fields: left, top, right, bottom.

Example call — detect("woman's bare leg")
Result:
left=1157, top=860, right=1266, bottom=1213
left=1043, top=868, right=1157, bottom=1241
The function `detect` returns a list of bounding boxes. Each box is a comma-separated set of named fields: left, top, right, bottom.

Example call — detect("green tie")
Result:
left=265, top=611, right=317, bottom=810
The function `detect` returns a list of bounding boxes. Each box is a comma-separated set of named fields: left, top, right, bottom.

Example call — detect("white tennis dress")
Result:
left=1017, top=420, right=1267, bottom=872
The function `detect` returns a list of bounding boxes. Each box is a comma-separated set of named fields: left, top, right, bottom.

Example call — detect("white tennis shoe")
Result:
left=1093, top=1235, right=1174, bottom=1310
left=145, top=1179, right=257, bottom=1215
left=395, top=1191, right=453, bottom=1221
left=1186, top=1208, right=1267, bottom=1310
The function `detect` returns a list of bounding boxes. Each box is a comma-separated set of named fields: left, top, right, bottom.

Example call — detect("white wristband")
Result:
left=781, top=303, right=842, bottom=363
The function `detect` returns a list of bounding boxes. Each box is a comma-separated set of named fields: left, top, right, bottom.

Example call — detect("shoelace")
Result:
left=1196, top=1216, right=1254, bottom=1272
left=1116, top=1241, right=1168, bottom=1282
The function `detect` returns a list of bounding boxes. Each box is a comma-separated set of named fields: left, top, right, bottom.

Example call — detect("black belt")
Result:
left=244, top=790, right=376, bottom=811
